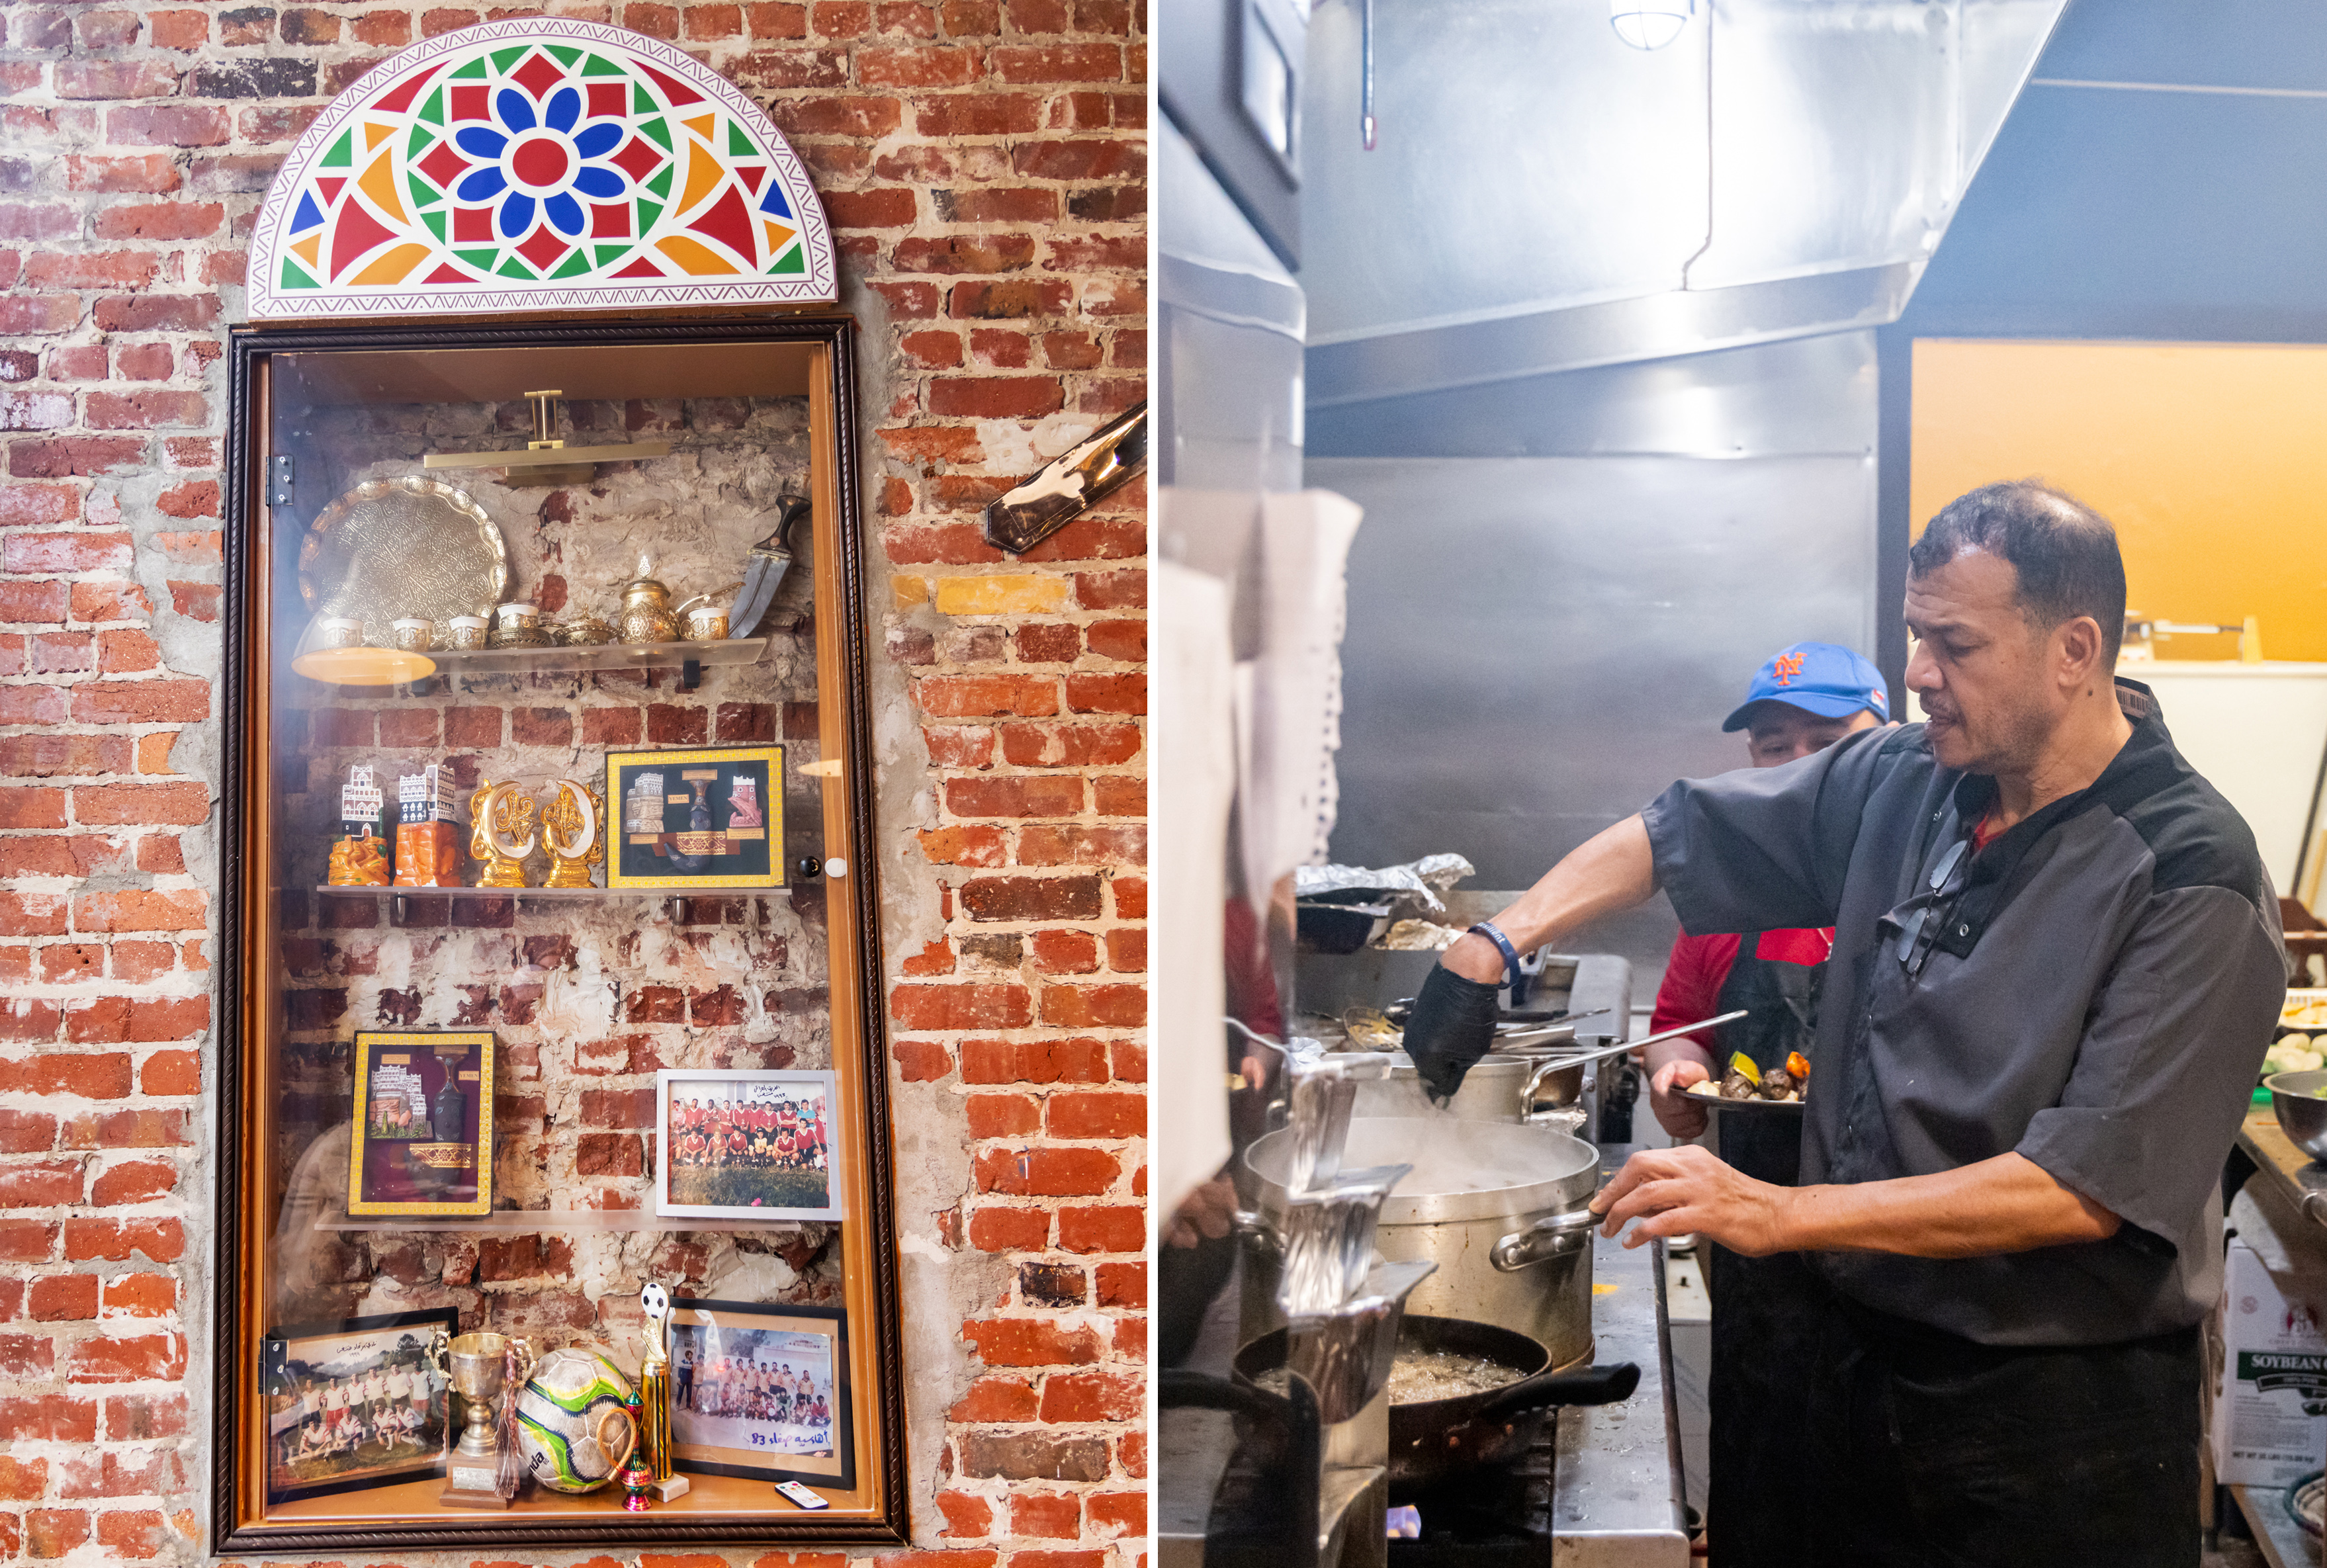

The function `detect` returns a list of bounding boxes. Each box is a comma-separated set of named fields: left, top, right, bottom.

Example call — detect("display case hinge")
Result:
left=266, top=454, right=295, bottom=507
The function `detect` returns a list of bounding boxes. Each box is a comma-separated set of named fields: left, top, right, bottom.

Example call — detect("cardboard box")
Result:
left=2214, top=1239, right=2327, bottom=1487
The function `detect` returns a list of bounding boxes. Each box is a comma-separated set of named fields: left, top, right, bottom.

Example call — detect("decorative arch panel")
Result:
left=247, top=19, right=837, bottom=320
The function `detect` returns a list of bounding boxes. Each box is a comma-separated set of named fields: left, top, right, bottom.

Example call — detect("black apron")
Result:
left=1705, top=932, right=1824, bottom=1568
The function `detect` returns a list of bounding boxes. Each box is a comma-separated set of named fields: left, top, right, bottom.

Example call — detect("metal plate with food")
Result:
left=1687, top=1082, right=1807, bottom=1115
left=1687, top=1049, right=1811, bottom=1112
left=2283, top=990, right=2327, bottom=1033
left=296, top=475, right=510, bottom=646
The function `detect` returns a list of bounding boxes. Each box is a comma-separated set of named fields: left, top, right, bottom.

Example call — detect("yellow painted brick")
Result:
left=894, top=574, right=930, bottom=609
left=934, top=574, right=1069, bottom=616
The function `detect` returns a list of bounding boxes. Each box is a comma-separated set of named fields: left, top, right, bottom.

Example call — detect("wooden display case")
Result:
left=213, top=315, right=907, bottom=1552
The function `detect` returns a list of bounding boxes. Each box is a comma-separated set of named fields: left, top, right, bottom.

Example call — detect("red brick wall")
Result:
left=0, top=0, right=1146, bottom=1555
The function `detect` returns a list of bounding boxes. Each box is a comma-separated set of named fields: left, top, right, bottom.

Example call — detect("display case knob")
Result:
left=795, top=855, right=822, bottom=881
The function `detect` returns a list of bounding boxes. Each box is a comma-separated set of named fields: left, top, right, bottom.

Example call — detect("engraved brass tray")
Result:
left=296, top=476, right=509, bottom=645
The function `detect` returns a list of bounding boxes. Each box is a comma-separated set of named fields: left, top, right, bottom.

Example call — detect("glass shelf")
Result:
left=310, top=1208, right=809, bottom=1234
left=312, top=885, right=791, bottom=898
left=424, top=634, right=771, bottom=677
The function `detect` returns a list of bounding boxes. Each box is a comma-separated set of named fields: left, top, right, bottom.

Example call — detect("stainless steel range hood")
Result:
left=1300, top=0, right=2069, bottom=408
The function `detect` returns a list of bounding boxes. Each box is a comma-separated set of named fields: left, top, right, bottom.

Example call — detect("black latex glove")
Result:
left=1403, top=963, right=1502, bottom=1106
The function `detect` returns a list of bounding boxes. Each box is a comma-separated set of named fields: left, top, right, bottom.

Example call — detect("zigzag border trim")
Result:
left=247, top=17, right=840, bottom=322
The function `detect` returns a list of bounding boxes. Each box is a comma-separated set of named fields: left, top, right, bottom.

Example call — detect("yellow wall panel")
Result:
left=1910, top=339, right=2327, bottom=663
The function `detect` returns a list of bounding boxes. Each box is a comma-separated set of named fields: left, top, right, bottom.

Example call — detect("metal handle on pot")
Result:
left=1490, top=1207, right=1598, bottom=1272
left=1234, top=1209, right=1284, bottom=1262
left=1470, top=1358, right=1640, bottom=1424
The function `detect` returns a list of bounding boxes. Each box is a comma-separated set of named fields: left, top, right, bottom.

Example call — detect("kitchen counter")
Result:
left=2237, top=1108, right=2327, bottom=1229
left=1556, top=1153, right=1690, bottom=1567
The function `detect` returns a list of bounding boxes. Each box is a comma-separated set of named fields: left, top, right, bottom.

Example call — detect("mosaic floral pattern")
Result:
left=247, top=19, right=836, bottom=318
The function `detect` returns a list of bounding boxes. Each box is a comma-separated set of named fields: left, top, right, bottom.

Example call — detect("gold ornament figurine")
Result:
left=541, top=779, right=605, bottom=889
left=636, top=1280, right=689, bottom=1500
left=468, top=781, right=537, bottom=889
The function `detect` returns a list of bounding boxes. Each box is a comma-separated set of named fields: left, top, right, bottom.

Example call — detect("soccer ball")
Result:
left=514, top=1346, right=637, bottom=1494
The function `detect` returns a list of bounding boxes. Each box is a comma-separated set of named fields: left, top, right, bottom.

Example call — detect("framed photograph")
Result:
left=262, top=1307, right=459, bottom=1504
left=348, top=1030, right=496, bottom=1217
left=656, top=1069, right=843, bottom=1220
left=667, top=1297, right=852, bottom=1489
left=605, top=745, right=787, bottom=891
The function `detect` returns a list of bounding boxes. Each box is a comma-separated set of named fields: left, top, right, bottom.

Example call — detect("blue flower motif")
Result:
left=451, top=69, right=637, bottom=248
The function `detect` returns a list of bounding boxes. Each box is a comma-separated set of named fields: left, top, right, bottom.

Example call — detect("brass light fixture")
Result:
left=423, top=390, right=672, bottom=488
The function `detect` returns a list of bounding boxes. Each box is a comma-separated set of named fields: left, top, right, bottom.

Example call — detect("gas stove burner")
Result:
left=1385, top=1424, right=1557, bottom=1567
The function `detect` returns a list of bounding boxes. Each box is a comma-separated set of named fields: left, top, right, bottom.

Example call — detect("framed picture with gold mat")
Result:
left=347, top=1031, right=496, bottom=1217
left=605, top=745, right=786, bottom=891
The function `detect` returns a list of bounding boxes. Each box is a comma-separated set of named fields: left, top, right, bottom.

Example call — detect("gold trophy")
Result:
left=636, top=1280, right=689, bottom=1500
left=429, top=1328, right=534, bottom=1508
left=468, top=781, right=537, bottom=889
left=541, top=779, right=605, bottom=890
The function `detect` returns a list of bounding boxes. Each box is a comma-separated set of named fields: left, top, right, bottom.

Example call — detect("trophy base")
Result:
left=441, top=1457, right=513, bottom=1509
left=651, top=1475, right=691, bottom=1501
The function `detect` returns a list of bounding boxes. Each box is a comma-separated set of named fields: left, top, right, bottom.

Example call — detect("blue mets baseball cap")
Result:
left=1720, top=642, right=1890, bottom=732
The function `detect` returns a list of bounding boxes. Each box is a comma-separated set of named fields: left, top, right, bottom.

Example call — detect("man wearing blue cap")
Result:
left=1640, top=640, right=1887, bottom=1568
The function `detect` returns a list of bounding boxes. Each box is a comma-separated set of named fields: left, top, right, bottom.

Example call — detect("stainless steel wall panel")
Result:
left=1309, top=329, right=1878, bottom=460
left=1307, top=451, right=1878, bottom=985
left=1161, top=112, right=1309, bottom=494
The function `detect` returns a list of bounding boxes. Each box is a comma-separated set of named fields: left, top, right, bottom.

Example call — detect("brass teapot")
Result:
left=615, top=560, right=678, bottom=645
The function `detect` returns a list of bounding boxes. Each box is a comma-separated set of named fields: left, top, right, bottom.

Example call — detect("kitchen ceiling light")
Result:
left=1610, top=0, right=1693, bottom=49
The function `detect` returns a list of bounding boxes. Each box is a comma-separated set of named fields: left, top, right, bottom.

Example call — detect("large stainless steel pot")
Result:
left=1243, top=1117, right=1601, bottom=1366
left=1352, top=1051, right=1586, bottom=1126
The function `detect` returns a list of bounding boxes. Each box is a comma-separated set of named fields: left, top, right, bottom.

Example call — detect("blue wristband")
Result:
left=1469, top=921, right=1521, bottom=989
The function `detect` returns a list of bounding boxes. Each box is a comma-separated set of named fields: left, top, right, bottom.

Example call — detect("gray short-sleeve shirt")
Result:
left=1641, top=680, right=2285, bottom=1346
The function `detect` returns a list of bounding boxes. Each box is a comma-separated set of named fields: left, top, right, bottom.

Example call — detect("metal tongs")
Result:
left=1508, top=1010, right=1750, bottom=1071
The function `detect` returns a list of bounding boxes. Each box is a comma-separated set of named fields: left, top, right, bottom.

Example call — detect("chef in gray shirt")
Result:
left=1403, top=480, right=2285, bottom=1566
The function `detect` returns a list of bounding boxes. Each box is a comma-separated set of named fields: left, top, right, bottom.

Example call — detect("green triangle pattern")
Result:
left=769, top=245, right=804, bottom=275
left=547, top=44, right=582, bottom=65
left=644, top=167, right=672, bottom=198
left=407, top=125, right=435, bottom=156
left=322, top=129, right=353, bottom=168
left=636, top=198, right=663, bottom=232
left=281, top=257, right=320, bottom=288
left=593, top=244, right=632, bottom=268
left=582, top=53, right=625, bottom=75
left=726, top=120, right=755, bottom=157
left=408, top=172, right=441, bottom=209
left=496, top=254, right=538, bottom=280
left=421, top=209, right=448, bottom=243
left=451, top=57, right=488, bottom=78
left=639, top=116, right=672, bottom=151
left=633, top=83, right=656, bottom=114
left=550, top=249, right=594, bottom=279
left=455, top=247, right=500, bottom=270
left=490, top=46, right=529, bottom=73
left=418, top=85, right=445, bottom=124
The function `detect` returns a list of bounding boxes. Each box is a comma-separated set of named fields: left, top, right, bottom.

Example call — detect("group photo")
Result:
left=261, top=1314, right=454, bottom=1502
left=656, top=1070, right=844, bottom=1220
left=671, top=1325, right=838, bottom=1459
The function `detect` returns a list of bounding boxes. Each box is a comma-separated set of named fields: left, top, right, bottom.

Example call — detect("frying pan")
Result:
left=1233, top=1313, right=1638, bottom=1501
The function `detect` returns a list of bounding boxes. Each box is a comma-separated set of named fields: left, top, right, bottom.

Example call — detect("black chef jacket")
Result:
left=1641, top=679, right=2285, bottom=1346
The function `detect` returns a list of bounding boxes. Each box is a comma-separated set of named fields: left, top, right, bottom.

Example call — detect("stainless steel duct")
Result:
left=1300, top=0, right=2068, bottom=408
